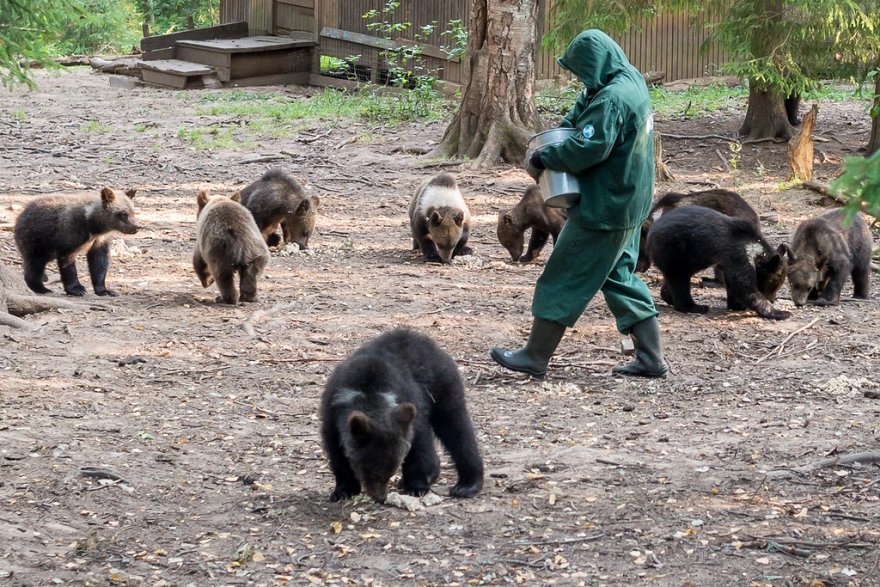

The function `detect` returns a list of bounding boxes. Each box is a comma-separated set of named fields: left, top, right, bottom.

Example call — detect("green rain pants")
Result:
left=531, top=221, right=657, bottom=334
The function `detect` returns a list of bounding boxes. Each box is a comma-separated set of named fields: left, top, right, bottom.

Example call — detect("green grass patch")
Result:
left=650, top=85, right=749, bottom=119
left=80, top=119, right=112, bottom=133
left=176, top=126, right=253, bottom=151
left=192, top=85, right=449, bottom=137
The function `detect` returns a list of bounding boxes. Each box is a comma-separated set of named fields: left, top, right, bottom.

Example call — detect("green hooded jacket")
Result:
left=538, top=30, right=654, bottom=231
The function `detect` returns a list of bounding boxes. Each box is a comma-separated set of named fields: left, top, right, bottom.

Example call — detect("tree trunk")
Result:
left=738, top=0, right=793, bottom=141
left=431, top=0, right=541, bottom=167
left=787, top=104, right=818, bottom=181
left=739, top=82, right=794, bottom=140
left=868, top=59, right=880, bottom=156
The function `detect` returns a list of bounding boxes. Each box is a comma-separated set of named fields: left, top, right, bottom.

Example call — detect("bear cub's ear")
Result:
left=398, top=403, right=416, bottom=426
left=347, top=411, right=372, bottom=439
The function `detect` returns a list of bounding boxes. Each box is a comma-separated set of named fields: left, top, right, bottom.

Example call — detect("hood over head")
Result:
left=556, top=29, right=630, bottom=93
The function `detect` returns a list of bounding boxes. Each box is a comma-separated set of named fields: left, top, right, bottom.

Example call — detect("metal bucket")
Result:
left=528, top=128, right=581, bottom=208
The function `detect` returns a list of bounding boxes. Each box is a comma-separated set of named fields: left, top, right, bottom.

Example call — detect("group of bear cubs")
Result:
left=9, top=168, right=874, bottom=503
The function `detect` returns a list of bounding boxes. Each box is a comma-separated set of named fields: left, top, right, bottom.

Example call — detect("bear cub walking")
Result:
left=237, top=168, right=319, bottom=250
left=497, top=185, right=567, bottom=263
left=14, top=187, right=139, bottom=296
left=192, top=190, right=270, bottom=305
left=409, top=173, right=472, bottom=263
left=320, top=329, right=484, bottom=503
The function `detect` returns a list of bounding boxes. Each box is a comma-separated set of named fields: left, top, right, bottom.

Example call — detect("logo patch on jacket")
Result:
left=582, top=125, right=596, bottom=139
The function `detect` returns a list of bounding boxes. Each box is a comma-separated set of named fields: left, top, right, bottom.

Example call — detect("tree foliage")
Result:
left=138, top=0, right=220, bottom=35
left=548, top=1, right=877, bottom=91
left=56, top=0, right=141, bottom=55
left=0, top=0, right=79, bottom=87
left=545, top=1, right=880, bottom=138
left=0, top=0, right=220, bottom=87
left=831, top=149, right=880, bottom=218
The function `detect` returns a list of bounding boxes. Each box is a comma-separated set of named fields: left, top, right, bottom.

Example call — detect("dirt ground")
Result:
left=1, top=68, right=878, bottom=587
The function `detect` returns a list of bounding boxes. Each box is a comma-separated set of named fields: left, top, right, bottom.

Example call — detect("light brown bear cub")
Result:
left=236, top=168, right=319, bottom=249
left=497, top=185, right=567, bottom=263
left=193, top=190, right=270, bottom=305
left=14, top=187, right=139, bottom=296
left=409, top=172, right=471, bottom=263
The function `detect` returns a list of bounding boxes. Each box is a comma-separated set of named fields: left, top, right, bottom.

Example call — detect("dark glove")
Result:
left=523, top=149, right=546, bottom=182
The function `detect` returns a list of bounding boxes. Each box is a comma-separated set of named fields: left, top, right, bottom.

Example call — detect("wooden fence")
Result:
left=220, top=0, right=727, bottom=84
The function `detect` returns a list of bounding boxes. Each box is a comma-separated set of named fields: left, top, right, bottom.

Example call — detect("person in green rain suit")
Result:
left=490, top=29, right=668, bottom=379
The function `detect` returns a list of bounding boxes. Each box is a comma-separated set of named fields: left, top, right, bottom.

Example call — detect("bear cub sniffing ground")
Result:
left=637, top=188, right=764, bottom=273
left=192, top=190, right=270, bottom=305
left=497, top=185, right=567, bottom=263
left=787, top=208, right=872, bottom=306
left=320, top=329, right=484, bottom=503
left=409, top=173, right=472, bottom=263
left=237, top=168, right=319, bottom=250
left=14, top=187, right=139, bottom=296
left=648, top=206, right=790, bottom=320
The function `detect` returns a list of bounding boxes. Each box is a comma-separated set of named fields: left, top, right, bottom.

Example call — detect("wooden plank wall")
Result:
left=221, top=0, right=726, bottom=83
left=274, top=0, right=315, bottom=36
left=537, top=5, right=726, bottom=82
left=221, top=0, right=272, bottom=35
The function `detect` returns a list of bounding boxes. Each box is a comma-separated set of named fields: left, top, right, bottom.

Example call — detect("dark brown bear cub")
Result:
left=647, top=206, right=790, bottom=320
left=237, top=168, right=319, bottom=249
left=320, top=329, right=484, bottom=503
left=193, top=190, right=270, bottom=305
left=409, top=173, right=472, bottom=263
left=787, top=209, right=872, bottom=306
left=14, top=188, right=139, bottom=296
left=637, top=188, right=764, bottom=273
left=497, top=185, right=567, bottom=263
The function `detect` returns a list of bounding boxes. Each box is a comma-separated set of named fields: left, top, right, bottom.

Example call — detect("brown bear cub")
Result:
left=192, top=190, right=270, bottom=305
left=237, top=168, right=319, bottom=249
left=409, top=173, right=472, bottom=263
left=14, top=187, right=139, bottom=296
left=647, top=206, right=790, bottom=320
left=637, top=188, right=764, bottom=272
left=787, top=209, right=872, bottom=306
left=320, top=329, right=484, bottom=503
left=753, top=243, right=792, bottom=303
left=497, top=185, right=568, bottom=263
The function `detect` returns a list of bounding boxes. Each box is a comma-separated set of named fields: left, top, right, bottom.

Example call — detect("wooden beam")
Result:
left=319, top=27, right=394, bottom=50
left=140, top=21, right=249, bottom=52
left=395, top=38, right=460, bottom=63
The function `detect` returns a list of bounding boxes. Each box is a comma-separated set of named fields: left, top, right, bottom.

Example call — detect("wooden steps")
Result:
left=140, top=59, right=220, bottom=89
left=138, top=24, right=316, bottom=90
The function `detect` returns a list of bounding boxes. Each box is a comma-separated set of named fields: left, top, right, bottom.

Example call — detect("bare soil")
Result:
left=1, top=68, right=878, bottom=587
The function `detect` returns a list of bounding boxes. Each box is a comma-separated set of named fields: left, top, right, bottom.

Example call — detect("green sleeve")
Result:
left=540, top=96, right=622, bottom=174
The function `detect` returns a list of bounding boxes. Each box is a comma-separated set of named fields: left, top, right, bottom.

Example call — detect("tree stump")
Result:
left=654, top=132, right=675, bottom=182
left=787, top=104, right=819, bottom=181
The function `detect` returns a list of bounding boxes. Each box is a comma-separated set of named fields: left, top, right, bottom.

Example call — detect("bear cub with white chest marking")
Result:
left=409, top=173, right=472, bottom=263
left=14, top=187, right=139, bottom=296
left=320, top=329, right=484, bottom=503
left=192, top=190, right=270, bottom=305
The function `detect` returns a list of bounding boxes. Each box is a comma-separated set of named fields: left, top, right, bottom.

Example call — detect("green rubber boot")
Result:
left=490, top=318, right=566, bottom=379
left=612, top=316, right=669, bottom=378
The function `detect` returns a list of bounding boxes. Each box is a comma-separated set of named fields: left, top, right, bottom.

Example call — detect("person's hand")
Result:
left=523, top=149, right=546, bottom=182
